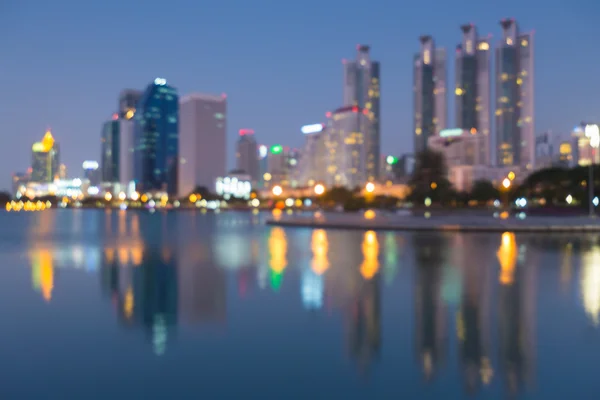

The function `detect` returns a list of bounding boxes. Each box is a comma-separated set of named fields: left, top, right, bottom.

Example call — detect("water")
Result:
left=1, top=209, right=600, bottom=399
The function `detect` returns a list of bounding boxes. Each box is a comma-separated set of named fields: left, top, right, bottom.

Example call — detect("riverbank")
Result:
left=266, top=212, right=600, bottom=232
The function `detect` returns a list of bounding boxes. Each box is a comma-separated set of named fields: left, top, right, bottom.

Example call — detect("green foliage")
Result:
left=0, top=191, right=10, bottom=205
left=470, top=180, right=500, bottom=203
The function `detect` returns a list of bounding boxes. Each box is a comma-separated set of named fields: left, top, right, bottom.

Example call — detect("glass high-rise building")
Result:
left=133, top=78, right=179, bottom=195
left=101, top=117, right=120, bottom=184
left=496, top=19, right=535, bottom=169
left=118, top=89, right=142, bottom=119
left=455, top=24, right=492, bottom=166
left=235, top=129, right=259, bottom=184
left=343, top=45, right=380, bottom=181
left=101, top=114, right=135, bottom=194
left=31, top=130, right=60, bottom=183
left=414, top=36, right=447, bottom=154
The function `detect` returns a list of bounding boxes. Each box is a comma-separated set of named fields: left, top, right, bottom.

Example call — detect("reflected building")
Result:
left=30, top=248, right=55, bottom=302
left=413, top=234, right=447, bottom=380
left=268, top=227, right=288, bottom=292
left=496, top=232, right=536, bottom=394
left=347, top=231, right=381, bottom=371
left=455, top=235, right=493, bottom=393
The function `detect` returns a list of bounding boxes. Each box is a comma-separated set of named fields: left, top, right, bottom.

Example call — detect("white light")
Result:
left=285, top=198, right=294, bottom=207
left=594, top=197, right=599, bottom=207
left=148, top=200, right=156, bottom=208
left=585, top=124, right=600, bottom=149
left=566, top=194, right=573, bottom=205
left=439, top=128, right=463, bottom=138
left=72, top=178, right=82, bottom=187
left=154, top=78, right=166, bottom=86
left=87, top=186, right=100, bottom=196
left=259, top=145, right=268, bottom=159
left=250, top=198, right=260, bottom=207
left=301, top=124, right=325, bottom=134
left=82, top=161, right=99, bottom=170
left=304, top=199, right=313, bottom=207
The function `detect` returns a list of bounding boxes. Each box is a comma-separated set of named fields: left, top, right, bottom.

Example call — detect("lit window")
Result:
left=506, top=38, right=513, bottom=45
left=423, top=50, right=431, bottom=65
left=516, top=78, right=523, bottom=85
left=455, top=88, right=464, bottom=96
left=478, top=42, right=489, bottom=51
left=521, top=39, right=528, bottom=47
left=501, top=73, right=509, bottom=81
left=415, top=128, right=422, bottom=135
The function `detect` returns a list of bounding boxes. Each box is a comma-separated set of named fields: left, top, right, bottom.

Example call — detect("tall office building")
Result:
left=496, top=19, right=535, bottom=170
left=101, top=114, right=135, bottom=193
left=325, top=106, right=371, bottom=188
left=414, top=36, right=447, bottom=154
left=82, top=161, right=101, bottom=187
left=179, top=93, right=227, bottom=196
left=235, top=129, right=259, bottom=183
left=456, top=24, right=491, bottom=165
left=118, top=89, right=142, bottom=119
left=343, top=45, right=380, bottom=180
left=133, top=78, right=179, bottom=195
left=298, top=123, right=328, bottom=186
left=31, top=130, right=60, bottom=183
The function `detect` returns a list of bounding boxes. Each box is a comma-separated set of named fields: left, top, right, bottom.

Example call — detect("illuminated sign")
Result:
left=270, top=145, right=283, bottom=155
left=301, top=124, right=324, bottom=134
left=386, top=156, right=398, bottom=165
left=239, top=129, right=254, bottom=136
left=154, top=78, right=167, bottom=86
left=439, top=128, right=464, bottom=138
left=82, top=161, right=99, bottom=170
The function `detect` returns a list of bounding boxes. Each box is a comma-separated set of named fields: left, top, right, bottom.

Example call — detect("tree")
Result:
left=0, top=191, right=10, bottom=206
left=408, top=150, right=453, bottom=205
left=470, top=180, right=500, bottom=204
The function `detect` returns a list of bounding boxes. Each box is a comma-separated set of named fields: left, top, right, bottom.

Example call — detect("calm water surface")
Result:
left=1, top=209, right=600, bottom=399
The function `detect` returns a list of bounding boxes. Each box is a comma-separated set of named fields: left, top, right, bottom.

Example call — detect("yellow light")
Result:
left=497, top=232, right=517, bottom=285
left=160, top=194, right=168, bottom=203
left=294, top=199, right=303, bottom=207
left=125, top=109, right=135, bottom=120
left=508, top=171, right=515, bottom=180
left=521, top=39, right=528, bottom=47
left=263, top=172, right=272, bottom=182
left=478, top=42, right=489, bottom=51
left=141, top=194, right=148, bottom=203
left=365, top=182, right=375, bottom=193
left=5, top=202, right=12, bottom=211
left=516, top=78, right=523, bottom=85
left=430, top=182, right=437, bottom=189
left=117, top=192, right=126, bottom=201
left=360, top=230, right=379, bottom=280
left=311, top=229, right=330, bottom=275
left=272, top=185, right=283, bottom=196
left=455, top=88, right=464, bottom=96
left=314, top=184, right=325, bottom=195
left=364, top=209, right=376, bottom=220
left=502, top=178, right=511, bottom=189
left=104, top=192, right=113, bottom=201
left=189, top=194, right=197, bottom=203
left=130, top=191, right=140, bottom=201
left=272, top=208, right=282, bottom=221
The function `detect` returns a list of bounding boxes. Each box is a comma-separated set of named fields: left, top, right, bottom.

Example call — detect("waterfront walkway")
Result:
left=266, top=212, right=600, bottom=232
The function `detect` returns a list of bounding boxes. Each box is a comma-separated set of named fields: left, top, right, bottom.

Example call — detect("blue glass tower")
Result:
left=133, top=78, right=179, bottom=195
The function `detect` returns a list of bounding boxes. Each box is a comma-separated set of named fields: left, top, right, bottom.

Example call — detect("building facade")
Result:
left=496, top=19, right=535, bottom=170
left=455, top=24, right=491, bottom=166
left=235, top=129, right=259, bottom=184
left=133, top=78, right=179, bottom=195
left=101, top=115, right=135, bottom=194
left=82, top=161, right=101, bottom=187
left=31, top=130, right=60, bottom=183
left=118, top=89, right=142, bottom=119
left=178, top=93, right=227, bottom=196
left=298, top=124, right=328, bottom=186
left=343, top=45, right=380, bottom=180
left=414, top=36, right=447, bottom=154
left=325, top=106, right=371, bottom=188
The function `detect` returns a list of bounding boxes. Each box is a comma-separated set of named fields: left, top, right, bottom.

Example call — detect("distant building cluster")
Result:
left=10, top=18, right=600, bottom=198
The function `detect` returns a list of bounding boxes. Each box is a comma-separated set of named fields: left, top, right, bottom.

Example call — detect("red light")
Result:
left=325, top=112, right=332, bottom=118
left=112, top=113, right=118, bottom=120
left=362, top=109, right=368, bottom=115
left=239, top=129, right=254, bottom=136
left=356, top=44, right=360, bottom=50
left=221, top=93, right=227, bottom=98
left=342, top=59, right=347, bottom=64
left=352, top=106, right=359, bottom=113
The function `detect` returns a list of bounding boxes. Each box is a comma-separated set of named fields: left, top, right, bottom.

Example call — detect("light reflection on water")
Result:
left=1, top=210, right=600, bottom=398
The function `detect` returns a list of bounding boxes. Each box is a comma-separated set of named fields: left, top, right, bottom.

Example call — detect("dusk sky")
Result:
left=1, top=0, right=599, bottom=190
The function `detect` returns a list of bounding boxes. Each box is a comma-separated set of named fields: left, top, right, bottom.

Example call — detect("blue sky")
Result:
left=1, top=0, right=599, bottom=190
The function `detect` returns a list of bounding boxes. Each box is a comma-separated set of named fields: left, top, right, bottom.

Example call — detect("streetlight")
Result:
left=314, top=184, right=325, bottom=196
left=365, top=182, right=375, bottom=193
left=585, top=124, right=599, bottom=217
left=502, top=178, right=511, bottom=189
left=272, top=185, right=283, bottom=196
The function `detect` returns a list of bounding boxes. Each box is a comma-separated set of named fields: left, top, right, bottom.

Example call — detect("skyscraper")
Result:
left=496, top=19, right=535, bottom=170
left=456, top=24, right=491, bottom=165
left=133, top=78, right=179, bottom=195
left=343, top=45, right=380, bottom=180
left=178, top=93, right=227, bottom=196
left=235, top=129, right=259, bottom=183
left=414, top=36, right=447, bottom=154
left=101, top=114, right=135, bottom=193
left=31, top=130, right=59, bottom=183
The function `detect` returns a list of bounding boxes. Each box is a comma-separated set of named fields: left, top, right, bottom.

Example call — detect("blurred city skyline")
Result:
left=2, top=0, right=600, bottom=190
